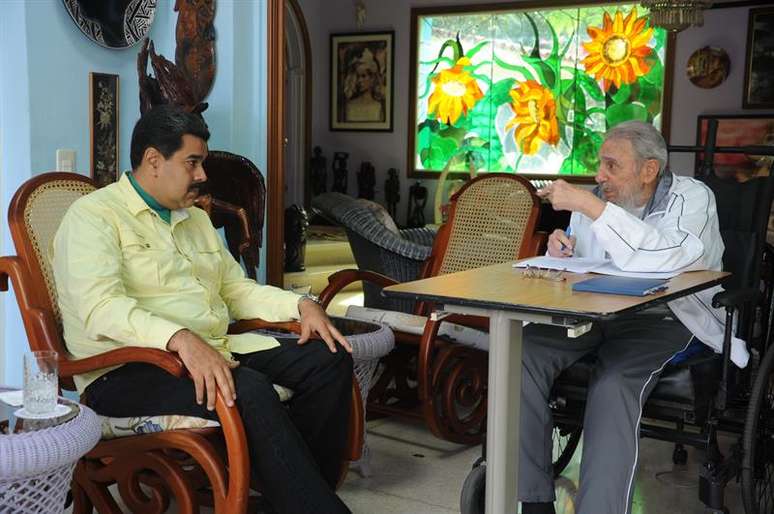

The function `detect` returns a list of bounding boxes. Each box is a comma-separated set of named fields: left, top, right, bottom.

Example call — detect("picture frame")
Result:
left=743, top=7, right=774, bottom=109
left=407, top=1, right=674, bottom=181
left=330, top=31, right=394, bottom=132
left=89, top=72, right=120, bottom=188
left=695, top=114, right=774, bottom=180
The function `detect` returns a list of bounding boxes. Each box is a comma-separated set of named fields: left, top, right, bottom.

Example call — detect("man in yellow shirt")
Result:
left=52, top=105, right=353, bottom=514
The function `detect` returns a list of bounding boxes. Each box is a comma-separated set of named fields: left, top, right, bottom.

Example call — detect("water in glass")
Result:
left=23, top=351, right=58, bottom=414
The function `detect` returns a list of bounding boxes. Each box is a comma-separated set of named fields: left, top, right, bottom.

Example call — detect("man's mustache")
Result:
left=189, top=181, right=209, bottom=194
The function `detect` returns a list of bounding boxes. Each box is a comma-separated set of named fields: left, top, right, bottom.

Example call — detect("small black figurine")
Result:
left=332, top=152, right=349, bottom=194
left=385, top=168, right=400, bottom=221
left=284, top=204, right=309, bottom=272
left=310, top=146, right=327, bottom=196
left=407, top=181, right=427, bottom=228
left=357, top=161, right=376, bottom=200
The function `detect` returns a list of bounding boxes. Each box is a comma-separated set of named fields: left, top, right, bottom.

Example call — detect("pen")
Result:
left=561, top=226, right=572, bottom=252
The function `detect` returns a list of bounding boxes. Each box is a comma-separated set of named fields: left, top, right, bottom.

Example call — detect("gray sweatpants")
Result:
left=517, top=313, right=694, bottom=514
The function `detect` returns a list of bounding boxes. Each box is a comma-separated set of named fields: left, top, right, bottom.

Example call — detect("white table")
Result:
left=384, top=262, right=727, bottom=514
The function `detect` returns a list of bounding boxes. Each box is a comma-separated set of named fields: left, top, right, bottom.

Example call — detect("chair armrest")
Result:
left=60, top=347, right=186, bottom=379
left=211, top=198, right=252, bottom=255
left=318, top=269, right=399, bottom=308
left=228, top=318, right=301, bottom=335
left=712, top=287, right=758, bottom=309
left=399, top=227, right=437, bottom=247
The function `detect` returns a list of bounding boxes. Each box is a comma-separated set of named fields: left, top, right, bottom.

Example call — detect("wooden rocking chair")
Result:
left=320, top=173, right=544, bottom=444
left=0, top=172, right=363, bottom=513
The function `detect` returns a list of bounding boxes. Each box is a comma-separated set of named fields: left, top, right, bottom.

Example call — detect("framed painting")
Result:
left=408, top=1, right=674, bottom=180
left=330, top=31, right=394, bottom=131
left=696, top=114, right=774, bottom=181
left=743, top=7, right=774, bottom=109
left=89, top=72, right=119, bottom=188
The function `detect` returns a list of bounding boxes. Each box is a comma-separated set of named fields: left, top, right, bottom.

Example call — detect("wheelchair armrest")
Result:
left=711, top=287, right=758, bottom=309
left=318, top=269, right=399, bottom=308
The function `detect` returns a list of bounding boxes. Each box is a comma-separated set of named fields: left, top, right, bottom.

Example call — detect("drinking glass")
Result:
left=23, top=350, right=59, bottom=415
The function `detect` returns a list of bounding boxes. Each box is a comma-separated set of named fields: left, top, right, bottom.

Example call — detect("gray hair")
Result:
left=605, top=121, right=668, bottom=175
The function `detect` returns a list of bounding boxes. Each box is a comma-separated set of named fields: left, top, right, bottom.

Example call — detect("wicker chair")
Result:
left=312, top=192, right=437, bottom=315
left=0, top=172, right=364, bottom=514
left=319, top=174, right=545, bottom=444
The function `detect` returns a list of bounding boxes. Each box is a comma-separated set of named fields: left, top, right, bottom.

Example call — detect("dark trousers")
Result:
left=86, top=339, right=353, bottom=514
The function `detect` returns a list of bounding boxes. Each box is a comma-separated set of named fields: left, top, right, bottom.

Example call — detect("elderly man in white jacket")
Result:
left=517, top=120, right=746, bottom=514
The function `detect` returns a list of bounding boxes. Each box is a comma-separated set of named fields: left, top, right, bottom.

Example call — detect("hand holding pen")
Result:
left=547, top=227, right=576, bottom=258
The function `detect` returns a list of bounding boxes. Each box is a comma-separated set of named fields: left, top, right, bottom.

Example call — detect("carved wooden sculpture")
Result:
left=175, top=0, right=216, bottom=101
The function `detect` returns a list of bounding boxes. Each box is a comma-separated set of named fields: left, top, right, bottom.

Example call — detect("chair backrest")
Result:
left=8, top=173, right=97, bottom=387
left=202, top=150, right=266, bottom=269
left=426, top=174, right=541, bottom=277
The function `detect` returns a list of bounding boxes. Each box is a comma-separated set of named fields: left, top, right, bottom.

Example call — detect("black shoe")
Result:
left=522, top=502, right=556, bottom=514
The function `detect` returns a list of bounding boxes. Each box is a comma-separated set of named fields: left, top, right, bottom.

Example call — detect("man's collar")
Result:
left=117, top=173, right=191, bottom=224
left=643, top=170, right=673, bottom=217
left=117, top=173, right=151, bottom=217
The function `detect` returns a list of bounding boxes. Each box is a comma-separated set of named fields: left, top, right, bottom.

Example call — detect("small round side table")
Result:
left=0, top=392, right=101, bottom=514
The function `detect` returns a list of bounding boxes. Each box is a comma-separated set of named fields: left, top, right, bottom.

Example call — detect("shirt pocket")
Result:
left=118, top=229, right=163, bottom=290
left=191, top=243, right=222, bottom=287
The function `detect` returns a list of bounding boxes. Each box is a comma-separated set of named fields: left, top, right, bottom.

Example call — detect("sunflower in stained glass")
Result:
left=582, top=8, right=654, bottom=91
left=427, top=57, right=484, bottom=125
left=505, top=80, right=560, bottom=155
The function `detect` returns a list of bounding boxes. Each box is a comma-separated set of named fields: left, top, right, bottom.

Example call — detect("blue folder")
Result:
left=572, top=276, right=669, bottom=296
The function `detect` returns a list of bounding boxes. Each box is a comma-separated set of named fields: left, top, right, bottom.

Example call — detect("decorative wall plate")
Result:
left=62, top=0, right=157, bottom=49
left=687, top=46, right=730, bottom=89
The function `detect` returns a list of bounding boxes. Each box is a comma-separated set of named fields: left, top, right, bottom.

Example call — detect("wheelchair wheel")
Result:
left=742, top=344, right=774, bottom=514
left=553, top=425, right=582, bottom=478
left=460, top=462, right=486, bottom=514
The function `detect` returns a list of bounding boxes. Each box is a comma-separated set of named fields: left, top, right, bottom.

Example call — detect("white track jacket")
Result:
left=568, top=171, right=749, bottom=367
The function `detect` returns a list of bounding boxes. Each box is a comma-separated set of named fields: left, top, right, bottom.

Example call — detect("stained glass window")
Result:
left=410, top=2, right=670, bottom=178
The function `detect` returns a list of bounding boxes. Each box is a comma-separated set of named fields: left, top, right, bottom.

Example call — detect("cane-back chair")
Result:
left=320, top=173, right=544, bottom=444
left=0, top=172, right=363, bottom=514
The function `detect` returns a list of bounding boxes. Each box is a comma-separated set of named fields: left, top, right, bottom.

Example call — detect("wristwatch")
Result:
left=298, top=292, right=322, bottom=306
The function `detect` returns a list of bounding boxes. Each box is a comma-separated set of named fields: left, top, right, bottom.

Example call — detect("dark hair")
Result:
left=130, top=105, right=210, bottom=170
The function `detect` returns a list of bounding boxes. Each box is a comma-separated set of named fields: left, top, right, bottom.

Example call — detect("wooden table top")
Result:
left=383, top=262, right=729, bottom=320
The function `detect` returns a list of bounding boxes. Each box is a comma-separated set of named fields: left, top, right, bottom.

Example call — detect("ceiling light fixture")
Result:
left=640, top=1, right=714, bottom=32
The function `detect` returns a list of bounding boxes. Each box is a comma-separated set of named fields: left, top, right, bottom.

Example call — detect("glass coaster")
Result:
left=14, top=404, right=71, bottom=420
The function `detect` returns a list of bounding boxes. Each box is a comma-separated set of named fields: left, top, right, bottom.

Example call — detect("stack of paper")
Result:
left=513, top=256, right=680, bottom=279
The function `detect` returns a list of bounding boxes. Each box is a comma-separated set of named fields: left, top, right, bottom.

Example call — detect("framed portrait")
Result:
left=408, top=1, right=674, bottom=180
left=743, top=7, right=774, bottom=109
left=89, top=72, right=120, bottom=188
left=695, top=114, right=774, bottom=180
left=330, top=31, right=394, bottom=131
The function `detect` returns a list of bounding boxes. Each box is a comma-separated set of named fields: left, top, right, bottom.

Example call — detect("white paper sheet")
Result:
left=513, top=256, right=680, bottom=279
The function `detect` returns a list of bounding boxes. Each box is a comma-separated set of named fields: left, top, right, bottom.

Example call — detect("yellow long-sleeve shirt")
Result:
left=51, top=173, right=302, bottom=393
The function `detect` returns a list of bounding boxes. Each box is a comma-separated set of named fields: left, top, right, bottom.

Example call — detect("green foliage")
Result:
left=414, top=4, right=667, bottom=175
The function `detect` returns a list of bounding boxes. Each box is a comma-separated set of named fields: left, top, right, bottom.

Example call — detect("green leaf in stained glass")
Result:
left=610, top=83, right=631, bottom=104
left=466, top=40, right=490, bottom=60
left=577, top=73, right=604, bottom=102
left=422, top=132, right=459, bottom=170
left=606, top=103, right=648, bottom=127
left=493, top=54, right=537, bottom=82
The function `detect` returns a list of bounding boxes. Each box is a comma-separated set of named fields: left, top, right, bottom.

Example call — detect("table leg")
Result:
left=485, top=311, right=523, bottom=514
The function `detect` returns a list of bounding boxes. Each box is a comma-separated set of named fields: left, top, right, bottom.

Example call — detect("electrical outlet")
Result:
left=56, top=149, right=76, bottom=172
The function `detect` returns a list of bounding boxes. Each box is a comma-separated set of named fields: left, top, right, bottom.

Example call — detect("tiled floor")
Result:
left=338, top=417, right=744, bottom=514
left=71, top=416, right=745, bottom=513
